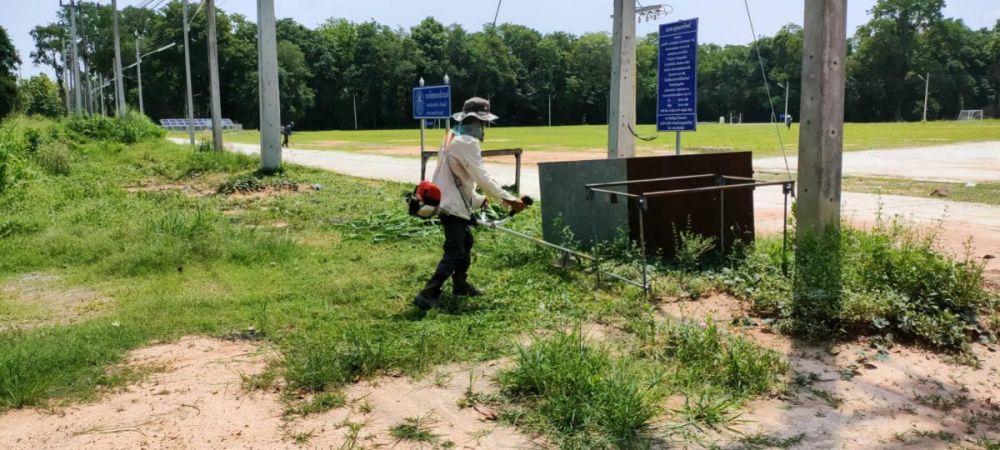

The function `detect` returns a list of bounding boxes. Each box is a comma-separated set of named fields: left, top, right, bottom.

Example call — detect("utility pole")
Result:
left=257, top=0, right=282, bottom=171
left=111, top=0, right=125, bottom=116
left=206, top=0, right=224, bottom=152
left=134, top=32, right=144, bottom=115
left=548, top=94, right=553, bottom=127
left=919, top=73, right=929, bottom=122
left=113, top=56, right=121, bottom=114
left=182, top=0, right=196, bottom=147
left=797, top=0, right=846, bottom=234
left=77, top=5, right=93, bottom=114
left=98, top=74, right=106, bottom=116
left=66, top=0, right=82, bottom=113
left=61, top=42, right=72, bottom=113
left=608, top=0, right=637, bottom=158
left=352, top=92, right=358, bottom=130
left=778, top=81, right=790, bottom=121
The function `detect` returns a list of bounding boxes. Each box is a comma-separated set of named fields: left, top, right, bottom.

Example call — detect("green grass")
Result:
left=174, top=120, right=1000, bottom=158
left=759, top=171, right=1000, bottom=206
left=3, top=116, right=997, bottom=447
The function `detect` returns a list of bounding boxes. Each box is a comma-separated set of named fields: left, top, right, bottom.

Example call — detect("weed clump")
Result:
left=498, top=330, right=662, bottom=448
left=63, top=111, right=164, bottom=144
left=723, top=218, right=994, bottom=352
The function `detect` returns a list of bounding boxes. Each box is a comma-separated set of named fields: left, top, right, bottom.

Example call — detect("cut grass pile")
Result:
left=177, top=119, right=1000, bottom=157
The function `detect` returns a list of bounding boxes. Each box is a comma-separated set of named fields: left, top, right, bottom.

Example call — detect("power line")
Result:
left=744, top=0, right=791, bottom=180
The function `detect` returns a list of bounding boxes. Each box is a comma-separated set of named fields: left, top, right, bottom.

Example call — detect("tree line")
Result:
left=5, top=0, right=1000, bottom=127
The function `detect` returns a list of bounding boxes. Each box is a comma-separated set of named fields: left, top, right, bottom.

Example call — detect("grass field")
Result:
left=4, top=116, right=998, bottom=447
left=173, top=120, right=1000, bottom=158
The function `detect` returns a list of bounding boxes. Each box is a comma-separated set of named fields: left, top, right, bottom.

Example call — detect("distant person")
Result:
left=281, top=122, right=295, bottom=147
left=784, top=114, right=793, bottom=129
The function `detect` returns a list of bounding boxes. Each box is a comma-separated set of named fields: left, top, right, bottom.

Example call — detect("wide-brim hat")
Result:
left=451, top=97, right=499, bottom=122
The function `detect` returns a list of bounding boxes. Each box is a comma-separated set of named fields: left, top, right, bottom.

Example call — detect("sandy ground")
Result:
left=658, top=294, right=1000, bottom=449
left=3, top=295, right=997, bottom=449
left=0, top=337, right=534, bottom=450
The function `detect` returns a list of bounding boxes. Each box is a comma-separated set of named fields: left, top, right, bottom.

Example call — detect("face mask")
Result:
left=454, top=123, right=485, bottom=142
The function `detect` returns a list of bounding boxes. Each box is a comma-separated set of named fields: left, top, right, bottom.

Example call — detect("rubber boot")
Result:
left=453, top=274, right=484, bottom=297
left=413, top=276, right=446, bottom=310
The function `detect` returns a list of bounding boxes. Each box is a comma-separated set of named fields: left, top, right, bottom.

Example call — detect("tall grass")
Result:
left=498, top=330, right=664, bottom=448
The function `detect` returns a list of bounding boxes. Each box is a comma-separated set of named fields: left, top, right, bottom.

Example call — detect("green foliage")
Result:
left=721, top=218, right=993, bottom=352
left=343, top=210, right=440, bottom=243
left=35, top=141, right=71, bottom=176
left=16, top=74, right=64, bottom=118
left=498, top=330, right=663, bottom=448
left=63, top=112, right=165, bottom=144
left=672, top=229, right=717, bottom=272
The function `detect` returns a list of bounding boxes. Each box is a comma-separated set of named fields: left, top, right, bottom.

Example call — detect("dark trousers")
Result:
left=282, top=134, right=289, bottom=147
left=433, top=215, right=475, bottom=281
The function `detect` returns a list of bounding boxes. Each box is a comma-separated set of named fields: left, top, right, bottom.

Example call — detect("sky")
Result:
left=3, top=0, right=999, bottom=78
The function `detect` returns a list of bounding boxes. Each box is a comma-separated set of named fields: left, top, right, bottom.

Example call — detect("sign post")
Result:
left=657, top=18, right=699, bottom=155
left=413, top=84, right=452, bottom=180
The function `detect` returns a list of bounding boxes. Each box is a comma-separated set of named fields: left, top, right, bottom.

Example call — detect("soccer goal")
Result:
left=957, top=110, right=984, bottom=120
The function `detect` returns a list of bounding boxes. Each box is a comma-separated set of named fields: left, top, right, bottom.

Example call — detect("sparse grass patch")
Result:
left=389, top=414, right=446, bottom=446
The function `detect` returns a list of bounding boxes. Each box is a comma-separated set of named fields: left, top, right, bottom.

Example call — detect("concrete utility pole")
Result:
left=206, top=0, right=224, bottom=152
left=182, top=0, right=196, bottom=147
left=113, top=56, right=121, bottom=114
left=99, top=74, right=106, bottom=116
left=61, top=42, right=72, bottom=113
left=919, top=73, right=929, bottom=122
left=111, top=0, right=126, bottom=116
left=778, top=81, right=790, bottom=121
left=548, top=93, right=552, bottom=127
left=796, top=0, right=846, bottom=235
left=134, top=33, right=144, bottom=115
left=75, top=5, right=93, bottom=114
left=67, top=0, right=82, bottom=113
left=608, top=0, right=637, bottom=159
left=257, top=0, right=282, bottom=171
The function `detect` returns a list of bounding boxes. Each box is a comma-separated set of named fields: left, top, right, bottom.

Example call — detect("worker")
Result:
left=784, top=114, right=793, bottom=129
left=281, top=121, right=294, bottom=147
left=413, top=97, right=525, bottom=310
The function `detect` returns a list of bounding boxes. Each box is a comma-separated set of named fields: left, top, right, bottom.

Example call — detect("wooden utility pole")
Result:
left=182, top=0, right=196, bottom=146
left=257, top=0, right=282, bottom=171
left=206, top=0, right=224, bottom=152
left=796, top=0, right=846, bottom=235
left=111, top=0, right=126, bottom=116
left=608, top=0, right=637, bottom=158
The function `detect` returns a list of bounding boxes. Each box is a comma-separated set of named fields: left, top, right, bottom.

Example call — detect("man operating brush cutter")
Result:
left=413, top=97, right=527, bottom=310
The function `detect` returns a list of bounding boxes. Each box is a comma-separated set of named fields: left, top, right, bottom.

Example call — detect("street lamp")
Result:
left=916, top=73, right=929, bottom=122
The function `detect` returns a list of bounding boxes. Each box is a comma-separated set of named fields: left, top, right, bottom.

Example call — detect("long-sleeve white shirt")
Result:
left=432, top=133, right=517, bottom=220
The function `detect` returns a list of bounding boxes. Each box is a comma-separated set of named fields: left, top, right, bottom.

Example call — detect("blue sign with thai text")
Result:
left=657, top=18, right=698, bottom=132
left=413, top=85, right=452, bottom=119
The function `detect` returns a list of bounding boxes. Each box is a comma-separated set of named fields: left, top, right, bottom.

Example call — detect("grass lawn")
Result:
left=757, top=171, right=1000, bottom=206
left=4, top=116, right=998, bottom=447
left=173, top=119, right=1000, bottom=158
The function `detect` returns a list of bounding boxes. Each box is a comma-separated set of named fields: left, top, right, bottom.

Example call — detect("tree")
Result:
left=277, top=40, right=315, bottom=122
left=0, top=25, right=20, bottom=118
left=851, top=0, right=945, bottom=120
left=18, top=74, right=64, bottom=117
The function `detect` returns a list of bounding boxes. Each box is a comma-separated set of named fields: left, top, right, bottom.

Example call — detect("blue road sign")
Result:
left=413, top=85, right=452, bottom=119
left=657, top=18, right=698, bottom=132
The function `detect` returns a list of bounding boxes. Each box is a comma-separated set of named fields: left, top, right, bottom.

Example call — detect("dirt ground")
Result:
left=0, top=337, right=535, bottom=450
left=3, top=293, right=997, bottom=449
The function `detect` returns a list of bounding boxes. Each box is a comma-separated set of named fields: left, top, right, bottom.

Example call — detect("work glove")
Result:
left=504, top=198, right=527, bottom=214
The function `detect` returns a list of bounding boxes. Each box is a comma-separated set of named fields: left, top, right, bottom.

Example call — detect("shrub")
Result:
left=722, top=219, right=992, bottom=352
left=35, top=141, right=71, bottom=176
left=63, top=111, right=164, bottom=144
